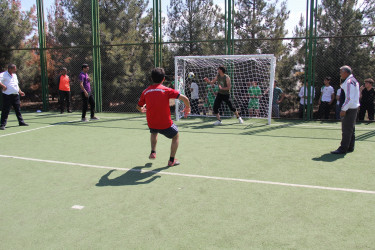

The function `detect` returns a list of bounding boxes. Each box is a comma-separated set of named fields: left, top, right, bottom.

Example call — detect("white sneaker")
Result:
left=238, top=117, right=243, bottom=124
left=213, top=120, right=222, bottom=126
left=81, top=118, right=89, bottom=122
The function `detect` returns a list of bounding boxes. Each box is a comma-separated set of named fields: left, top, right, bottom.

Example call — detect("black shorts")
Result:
left=149, top=123, right=179, bottom=139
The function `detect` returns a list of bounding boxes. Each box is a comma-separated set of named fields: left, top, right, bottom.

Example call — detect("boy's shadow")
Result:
left=96, top=163, right=171, bottom=186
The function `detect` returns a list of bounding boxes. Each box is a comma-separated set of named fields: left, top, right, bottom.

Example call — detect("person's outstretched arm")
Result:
left=178, top=94, right=191, bottom=118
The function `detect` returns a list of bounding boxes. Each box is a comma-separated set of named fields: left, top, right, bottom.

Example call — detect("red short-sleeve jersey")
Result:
left=138, top=84, right=180, bottom=129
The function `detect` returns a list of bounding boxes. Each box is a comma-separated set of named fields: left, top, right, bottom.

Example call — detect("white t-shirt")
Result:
left=190, top=82, right=199, bottom=99
left=298, top=85, right=315, bottom=105
left=320, top=85, right=334, bottom=102
left=336, top=89, right=341, bottom=105
left=0, top=71, right=20, bottom=95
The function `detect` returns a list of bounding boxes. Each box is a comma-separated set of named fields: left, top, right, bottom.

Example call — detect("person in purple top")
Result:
left=79, top=64, right=98, bottom=121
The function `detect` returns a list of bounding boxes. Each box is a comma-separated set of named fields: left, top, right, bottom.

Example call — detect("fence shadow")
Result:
left=356, top=130, right=375, bottom=141
left=95, top=163, right=171, bottom=186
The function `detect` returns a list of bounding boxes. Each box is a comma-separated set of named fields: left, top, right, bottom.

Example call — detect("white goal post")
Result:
left=174, top=54, right=276, bottom=125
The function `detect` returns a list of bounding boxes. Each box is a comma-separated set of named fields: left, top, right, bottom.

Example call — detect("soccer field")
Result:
left=0, top=112, right=374, bottom=249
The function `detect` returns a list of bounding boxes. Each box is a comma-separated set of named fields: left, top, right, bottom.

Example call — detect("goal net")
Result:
left=174, top=54, right=276, bottom=124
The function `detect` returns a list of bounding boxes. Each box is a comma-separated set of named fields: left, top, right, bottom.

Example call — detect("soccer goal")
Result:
left=174, top=54, right=276, bottom=125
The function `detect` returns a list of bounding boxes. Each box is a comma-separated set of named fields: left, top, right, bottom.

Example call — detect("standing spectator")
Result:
left=203, top=66, right=243, bottom=125
left=190, top=78, right=199, bottom=115
left=271, top=80, right=285, bottom=118
left=79, top=64, right=99, bottom=122
left=247, top=81, right=262, bottom=117
left=0, top=64, right=28, bottom=130
left=358, top=78, right=374, bottom=121
left=317, top=77, right=335, bottom=119
left=331, top=66, right=360, bottom=154
left=335, top=88, right=342, bottom=120
left=137, top=67, right=190, bottom=166
left=298, top=83, right=315, bottom=118
left=58, top=67, right=72, bottom=114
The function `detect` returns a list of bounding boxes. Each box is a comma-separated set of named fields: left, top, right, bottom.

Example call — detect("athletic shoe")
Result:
left=330, top=149, right=346, bottom=154
left=0, top=126, right=5, bottom=130
left=238, top=117, right=244, bottom=124
left=90, top=117, right=99, bottom=120
left=213, top=120, right=222, bottom=126
left=168, top=159, right=180, bottom=166
left=19, top=123, right=29, bottom=126
left=68, top=110, right=73, bottom=113
left=149, top=152, right=156, bottom=160
left=81, top=118, right=88, bottom=122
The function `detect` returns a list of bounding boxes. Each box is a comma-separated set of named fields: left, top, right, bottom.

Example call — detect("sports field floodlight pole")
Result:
left=91, top=0, right=102, bottom=113
left=36, top=0, right=49, bottom=111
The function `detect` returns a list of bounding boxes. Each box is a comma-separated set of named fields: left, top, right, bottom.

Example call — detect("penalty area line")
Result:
left=0, top=154, right=375, bottom=195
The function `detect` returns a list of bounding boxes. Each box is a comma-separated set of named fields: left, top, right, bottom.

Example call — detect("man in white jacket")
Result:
left=331, top=65, right=360, bottom=154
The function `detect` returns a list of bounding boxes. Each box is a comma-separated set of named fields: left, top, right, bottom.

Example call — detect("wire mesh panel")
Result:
left=4, top=0, right=375, bottom=120
left=45, top=47, right=93, bottom=112
left=100, top=44, right=154, bottom=112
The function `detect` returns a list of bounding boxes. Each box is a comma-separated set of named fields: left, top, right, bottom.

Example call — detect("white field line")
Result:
left=0, top=120, right=80, bottom=138
left=0, top=154, right=374, bottom=195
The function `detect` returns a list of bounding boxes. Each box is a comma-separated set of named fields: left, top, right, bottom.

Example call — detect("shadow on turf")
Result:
left=95, top=163, right=171, bottom=186
left=312, top=153, right=345, bottom=162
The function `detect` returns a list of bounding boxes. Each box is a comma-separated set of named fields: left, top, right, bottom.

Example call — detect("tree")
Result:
left=314, top=0, right=375, bottom=89
left=0, top=0, right=35, bottom=67
left=47, top=0, right=154, bottom=111
left=166, top=0, right=224, bottom=56
left=233, top=0, right=290, bottom=57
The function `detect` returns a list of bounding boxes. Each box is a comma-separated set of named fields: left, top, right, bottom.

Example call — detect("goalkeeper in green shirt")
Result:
left=248, top=81, right=262, bottom=117
left=203, top=83, right=219, bottom=114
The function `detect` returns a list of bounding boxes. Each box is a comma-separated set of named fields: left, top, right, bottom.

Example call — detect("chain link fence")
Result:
left=1, top=0, right=374, bottom=120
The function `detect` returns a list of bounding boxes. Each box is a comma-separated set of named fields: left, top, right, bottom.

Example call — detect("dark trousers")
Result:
left=59, top=90, right=71, bottom=112
left=335, top=105, right=341, bottom=120
left=190, top=99, right=199, bottom=114
left=338, top=108, right=358, bottom=152
left=1, top=94, right=25, bottom=127
left=358, top=103, right=374, bottom=121
left=213, top=93, right=236, bottom=114
left=299, top=104, right=311, bottom=118
left=318, top=101, right=331, bottom=119
left=81, top=92, right=95, bottom=119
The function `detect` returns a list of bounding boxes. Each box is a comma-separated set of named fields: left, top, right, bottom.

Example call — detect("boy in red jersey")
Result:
left=137, top=68, right=190, bottom=166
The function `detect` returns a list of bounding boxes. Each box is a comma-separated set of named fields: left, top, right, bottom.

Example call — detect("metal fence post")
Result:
left=225, top=0, right=234, bottom=55
left=91, top=0, right=102, bottom=112
left=153, top=0, right=162, bottom=67
left=36, top=0, right=49, bottom=111
left=306, top=0, right=316, bottom=120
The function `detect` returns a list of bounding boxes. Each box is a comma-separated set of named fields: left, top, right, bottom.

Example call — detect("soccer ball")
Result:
left=188, top=72, right=195, bottom=79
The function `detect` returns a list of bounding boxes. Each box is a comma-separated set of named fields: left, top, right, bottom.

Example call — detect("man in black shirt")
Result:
left=359, top=78, right=374, bottom=121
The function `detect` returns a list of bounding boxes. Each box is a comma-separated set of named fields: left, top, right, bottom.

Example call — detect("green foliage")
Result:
left=314, top=0, right=375, bottom=90
left=166, top=0, right=224, bottom=55
left=234, top=0, right=289, bottom=57
left=47, top=0, right=154, bottom=111
left=0, top=0, right=35, bottom=67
